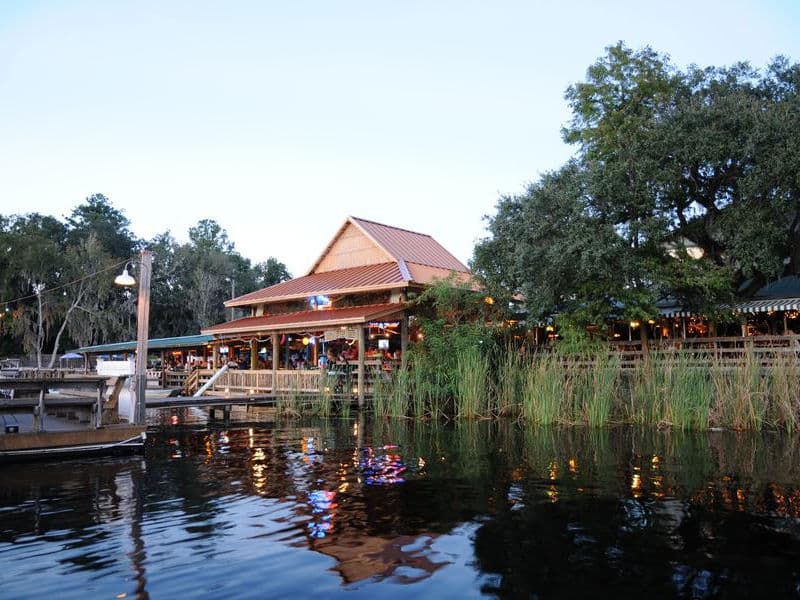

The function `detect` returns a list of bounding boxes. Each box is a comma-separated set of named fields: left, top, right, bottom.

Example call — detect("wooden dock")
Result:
left=0, top=376, right=145, bottom=462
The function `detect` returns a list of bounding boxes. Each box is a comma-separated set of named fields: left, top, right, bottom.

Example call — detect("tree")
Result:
left=253, top=258, right=291, bottom=288
left=2, top=214, right=68, bottom=366
left=475, top=43, right=800, bottom=333
left=473, top=162, right=650, bottom=329
left=66, top=194, right=135, bottom=260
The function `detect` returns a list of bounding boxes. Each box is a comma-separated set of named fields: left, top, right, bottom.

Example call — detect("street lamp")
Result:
left=115, top=250, right=152, bottom=425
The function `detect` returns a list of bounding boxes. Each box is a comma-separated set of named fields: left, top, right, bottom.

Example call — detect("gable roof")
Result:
left=227, top=216, right=472, bottom=308
left=307, top=216, right=469, bottom=276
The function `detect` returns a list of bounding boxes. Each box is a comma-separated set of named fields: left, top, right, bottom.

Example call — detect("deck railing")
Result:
left=182, top=363, right=393, bottom=397
left=607, top=334, right=800, bottom=367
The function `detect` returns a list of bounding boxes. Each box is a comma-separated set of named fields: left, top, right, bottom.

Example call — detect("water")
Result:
left=2, top=414, right=800, bottom=599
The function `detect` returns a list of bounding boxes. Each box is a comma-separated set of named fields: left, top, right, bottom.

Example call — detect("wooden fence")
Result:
left=608, top=334, right=800, bottom=367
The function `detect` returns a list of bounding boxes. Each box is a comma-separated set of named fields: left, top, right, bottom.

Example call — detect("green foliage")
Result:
left=474, top=42, right=800, bottom=329
left=0, top=197, right=292, bottom=357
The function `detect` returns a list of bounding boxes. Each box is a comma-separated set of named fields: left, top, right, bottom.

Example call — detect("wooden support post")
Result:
left=250, top=339, right=258, bottom=371
left=95, top=381, right=103, bottom=429
left=271, top=332, right=279, bottom=393
left=133, top=250, right=152, bottom=425
left=357, top=325, right=365, bottom=408
left=682, top=317, right=687, bottom=339
left=212, top=344, right=220, bottom=370
left=34, top=384, right=45, bottom=433
left=401, top=315, right=408, bottom=371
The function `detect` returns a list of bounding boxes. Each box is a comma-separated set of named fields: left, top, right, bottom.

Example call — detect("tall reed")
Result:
left=520, top=351, right=565, bottom=425
left=626, top=356, right=668, bottom=426
left=710, top=349, right=767, bottom=430
left=579, top=352, right=619, bottom=427
left=371, top=372, right=391, bottom=419
left=663, top=357, right=712, bottom=430
left=495, top=346, right=524, bottom=417
left=454, top=347, right=492, bottom=418
left=764, top=353, right=800, bottom=432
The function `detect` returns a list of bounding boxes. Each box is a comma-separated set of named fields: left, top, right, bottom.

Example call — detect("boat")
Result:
left=0, top=426, right=146, bottom=462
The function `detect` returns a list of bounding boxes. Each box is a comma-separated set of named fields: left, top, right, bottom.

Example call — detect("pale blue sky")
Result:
left=1, top=1, right=798, bottom=276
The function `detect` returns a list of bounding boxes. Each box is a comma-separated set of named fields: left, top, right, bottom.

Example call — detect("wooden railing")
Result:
left=184, top=364, right=392, bottom=397
left=607, top=334, right=800, bottom=367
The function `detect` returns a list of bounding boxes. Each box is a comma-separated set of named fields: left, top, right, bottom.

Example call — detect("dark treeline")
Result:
left=473, top=43, right=800, bottom=334
left=0, top=194, right=290, bottom=365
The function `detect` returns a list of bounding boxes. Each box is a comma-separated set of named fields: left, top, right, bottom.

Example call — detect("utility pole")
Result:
left=133, top=250, right=152, bottom=425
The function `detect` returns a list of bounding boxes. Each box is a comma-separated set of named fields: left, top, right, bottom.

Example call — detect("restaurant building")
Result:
left=200, top=216, right=471, bottom=403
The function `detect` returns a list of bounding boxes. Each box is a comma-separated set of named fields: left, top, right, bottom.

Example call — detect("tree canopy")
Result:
left=473, top=43, right=800, bottom=329
left=0, top=195, right=291, bottom=359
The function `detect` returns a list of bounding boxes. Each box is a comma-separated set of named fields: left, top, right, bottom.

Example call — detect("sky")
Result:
left=1, top=1, right=799, bottom=277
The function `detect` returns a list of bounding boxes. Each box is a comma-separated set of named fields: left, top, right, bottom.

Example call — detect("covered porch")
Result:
left=199, top=303, right=410, bottom=404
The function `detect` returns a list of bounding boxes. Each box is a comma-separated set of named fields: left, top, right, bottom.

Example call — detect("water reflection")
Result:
left=2, top=420, right=800, bottom=597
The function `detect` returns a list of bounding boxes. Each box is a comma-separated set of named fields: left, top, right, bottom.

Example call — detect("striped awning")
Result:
left=733, top=297, right=800, bottom=314
left=658, top=307, right=695, bottom=318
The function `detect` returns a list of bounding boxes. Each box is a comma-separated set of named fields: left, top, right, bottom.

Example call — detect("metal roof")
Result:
left=202, top=303, right=406, bottom=336
left=74, top=334, right=215, bottom=355
left=754, top=276, right=800, bottom=300
left=733, top=297, right=800, bottom=314
left=227, top=263, right=408, bottom=307
left=350, top=217, right=469, bottom=272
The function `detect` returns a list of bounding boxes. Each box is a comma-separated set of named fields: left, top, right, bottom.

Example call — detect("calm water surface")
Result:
left=2, top=412, right=800, bottom=599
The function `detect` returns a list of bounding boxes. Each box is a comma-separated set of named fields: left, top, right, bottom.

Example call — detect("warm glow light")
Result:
left=114, top=266, right=136, bottom=287
left=484, top=296, right=495, bottom=305
left=630, top=321, right=640, bottom=328
left=545, top=325, right=554, bottom=332
left=302, top=336, right=309, bottom=345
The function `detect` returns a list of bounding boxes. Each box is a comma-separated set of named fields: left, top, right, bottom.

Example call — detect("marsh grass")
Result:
left=521, top=351, right=564, bottom=425
left=364, top=338, right=798, bottom=431
left=765, top=354, right=800, bottom=432
left=371, top=373, right=391, bottom=419
left=580, top=353, right=619, bottom=427
left=495, top=347, right=524, bottom=418
left=277, top=381, right=302, bottom=417
left=626, top=357, right=668, bottom=426
left=454, top=347, right=492, bottom=418
left=710, top=349, right=767, bottom=430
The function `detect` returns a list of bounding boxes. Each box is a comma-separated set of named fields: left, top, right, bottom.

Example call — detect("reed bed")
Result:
left=366, top=344, right=800, bottom=431
left=272, top=340, right=798, bottom=432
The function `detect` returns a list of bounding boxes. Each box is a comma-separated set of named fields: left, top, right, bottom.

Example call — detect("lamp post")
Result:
left=115, top=250, right=152, bottom=425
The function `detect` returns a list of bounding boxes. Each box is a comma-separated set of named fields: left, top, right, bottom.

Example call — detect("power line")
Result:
left=0, top=257, right=132, bottom=309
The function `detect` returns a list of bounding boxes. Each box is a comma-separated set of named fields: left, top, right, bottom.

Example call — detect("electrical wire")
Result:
left=0, top=257, right=132, bottom=309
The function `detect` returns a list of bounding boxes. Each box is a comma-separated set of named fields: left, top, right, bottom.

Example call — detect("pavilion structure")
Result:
left=200, top=216, right=471, bottom=404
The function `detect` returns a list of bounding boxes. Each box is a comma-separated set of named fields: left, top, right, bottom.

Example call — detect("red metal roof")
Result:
left=351, top=217, right=469, bottom=272
left=202, top=303, right=406, bottom=336
left=228, top=262, right=407, bottom=307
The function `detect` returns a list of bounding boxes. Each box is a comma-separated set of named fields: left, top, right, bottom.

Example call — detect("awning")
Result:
left=733, top=297, right=800, bottom=314
left=74, top=334, right=215, bottom=355
left=658, top=307, right=696, bottom=318
left=202, top=303, right=406, bottom=338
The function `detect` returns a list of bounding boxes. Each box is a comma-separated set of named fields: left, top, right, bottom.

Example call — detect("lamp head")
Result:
left=115, top=266, right=136, bottom=287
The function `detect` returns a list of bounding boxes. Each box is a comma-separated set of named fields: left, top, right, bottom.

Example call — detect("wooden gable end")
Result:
left=313, top=221, right=394, bottom=274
